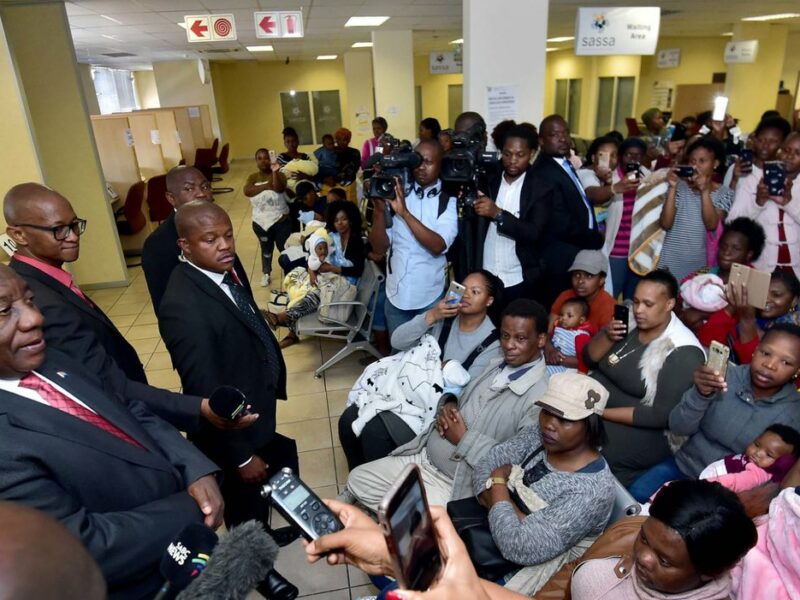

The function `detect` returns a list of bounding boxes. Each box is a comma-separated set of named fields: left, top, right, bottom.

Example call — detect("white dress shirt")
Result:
left=483, top=172, right=525, bottom=287
left=0, top=372, right=96, bottom=413
left=553, top=156, right=595, bottom=226
left=185, top=260, right=238, bottom=305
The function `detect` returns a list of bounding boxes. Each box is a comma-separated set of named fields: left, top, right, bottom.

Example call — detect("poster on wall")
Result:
left=429, top=51, right=462, bottom=74
left=575, top=6, right=660, bottom=56
left=651, top=81, right=674, bottom=110
left=657, top=48, right=680, bottom=68
left=486, top=85, right=519, bottom=150
left=724, top=40, right=758, bottom=64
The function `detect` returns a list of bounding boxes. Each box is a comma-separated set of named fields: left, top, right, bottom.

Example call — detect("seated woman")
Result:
left=267, top=201, right=366, bottom=347
left=680, top=217, right=766, bottom=333
left=698, top=270, right=800, bottom=364
left=471, top=372, right=616, bottom=595
left=583, top=270, right=705, bottom=487
left=627, top=323, right=800, bottom=501
left=338, top=270, right=503, bottom=470
left=305, top=480, right=756, bottom=600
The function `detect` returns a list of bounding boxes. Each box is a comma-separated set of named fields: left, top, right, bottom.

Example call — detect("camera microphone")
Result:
left=176, top=520, right=279, bottom=600
left=153, top=523, right=218, bottom=600
left=208, top=385, right=248, bottom=421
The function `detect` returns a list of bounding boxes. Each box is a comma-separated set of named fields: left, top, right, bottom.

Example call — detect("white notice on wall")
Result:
left=188, top=106, right=200, bottom=118
left=486, top=85, right=519, bottom=150
left=150, top=129, right=161, bottom=145
left=657, top=48, right=680, bottom=68
left=651, top=81, right=674, bottom=110
left=575, top=6, right=660, bottom=56
left=123, top=128, right=134, bottom=147
left=724, top=40, right=758, bottom=64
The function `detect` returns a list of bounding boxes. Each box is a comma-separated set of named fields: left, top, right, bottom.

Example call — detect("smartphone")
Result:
left=614, top=304, right=629, bottom=336
left=729, top=263, right=771, bottom=310
left=712, top=96, right=729, bottom=122
left=378, top=465, right=441, bottom=591
left=261, top=468, right=343, bottom=541
left=706, top=341, right=730, bottom=379
left=676, top=165, right=695, bottom=179
left=625, top=161, right=641, bottom=182
left=740, top=148, right=753, bottom=174
left=597, top=150, right=611, bottom=170
left=268, top=149, right=277, bottom=162
left=764, top=161, right=786, bottom=196
left=445, top=281, right=466, bottom=306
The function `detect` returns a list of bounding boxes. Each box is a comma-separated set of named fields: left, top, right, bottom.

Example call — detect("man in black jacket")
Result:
left=529, top=115, right=604, bottom=308
left=157, top=201, right=298, bottom=599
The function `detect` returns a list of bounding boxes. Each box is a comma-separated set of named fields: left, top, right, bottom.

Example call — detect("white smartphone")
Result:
left=712, top=96, right=729, bottom=122
left=597, top=150, right=611, bottom=170
left=268, top=149, right=277, bottom=162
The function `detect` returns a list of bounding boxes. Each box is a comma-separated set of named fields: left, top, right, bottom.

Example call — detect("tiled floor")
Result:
left=90, top=160, right=377, bottom=599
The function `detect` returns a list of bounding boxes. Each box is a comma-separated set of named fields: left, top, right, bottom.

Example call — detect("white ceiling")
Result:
left=60, top=0, right=800, bottom=70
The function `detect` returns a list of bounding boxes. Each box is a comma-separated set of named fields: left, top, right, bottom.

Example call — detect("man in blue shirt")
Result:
left=369, top=139, right=458, bottom=335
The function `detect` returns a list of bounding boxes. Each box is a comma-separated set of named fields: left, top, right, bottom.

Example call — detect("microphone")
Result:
left=154, top=523, right=218, bottom=600
left=208, top=385, right=248, bottom=420
left=176, top=520, right=278, bottom=600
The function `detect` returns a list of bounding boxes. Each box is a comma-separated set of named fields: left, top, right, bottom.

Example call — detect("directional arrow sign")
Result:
left=185, top=14, right=236, bottom=42
left=254, top=11, right=280, bottom=38
left=185, top=15, right=210, bottom=42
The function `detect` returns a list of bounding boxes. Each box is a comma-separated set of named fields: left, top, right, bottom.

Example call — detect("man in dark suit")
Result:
left=3, top=183, right=255, bottom=434
left=530, top=115, right=604, bottom=308
left=157, top=201, right=298, bottom=599
left=0, top=265, right=223, bottom=600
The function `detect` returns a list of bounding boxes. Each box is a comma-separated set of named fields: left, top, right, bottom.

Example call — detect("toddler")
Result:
left=547, top=297, right=594, bottom=375
left=314, top=134, right=338, bottom=183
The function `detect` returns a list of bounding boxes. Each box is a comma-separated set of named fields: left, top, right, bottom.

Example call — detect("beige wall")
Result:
left=414, top=54, right=462, bottom=129
left=153, top=60, right=220, bottom=139
left=134, top=70, right=160, bottom=109
left=780, top=32, right=800, bottom=110
left=77, top=63, right=100, bottom=115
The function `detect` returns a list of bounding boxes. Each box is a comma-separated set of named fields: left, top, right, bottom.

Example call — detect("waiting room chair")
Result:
left=210, top=143, right=233, bottom=193
left=608, top=475, right=642, bottom=525
left=145, top=175, right=172, bottom=223
left=625, top=118, right=642, bottom=137
left=115, top=181, right=151, bottom=265
left=294, top=260, right=384, bottom=377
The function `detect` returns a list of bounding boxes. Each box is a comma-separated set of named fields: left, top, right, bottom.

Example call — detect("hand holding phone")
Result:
left=706, top=340, right=730, bottom=380
left=676, top=165, right=695, bottom=179
left=445, top=282, right=466, bottom=306
left=739, top=149, right=753, bottom=175
left=764, top=161, right=787, bottom=196
left=613, top=304, right=629, bottom=336
left=268, top=149, right=277, bottom=162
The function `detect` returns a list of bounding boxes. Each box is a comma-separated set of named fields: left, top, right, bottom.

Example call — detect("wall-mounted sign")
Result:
left=575, top=6, right=660, bottom=55
left=185, top=14, right=237, bottom=42
left=657, top=48, right=680, bottom=68
left=724, top=40, right=758, bottom=64
left=429, top=51, right=462, bottom=74
left=254, top=11, right=304, bottom=39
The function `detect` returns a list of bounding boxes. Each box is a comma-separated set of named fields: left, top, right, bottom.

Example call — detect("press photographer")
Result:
left=368, top=139, right=458, bottom=335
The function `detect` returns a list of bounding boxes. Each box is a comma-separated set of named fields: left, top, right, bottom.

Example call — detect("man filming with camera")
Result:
left=369, top=139, right=458, bottom=336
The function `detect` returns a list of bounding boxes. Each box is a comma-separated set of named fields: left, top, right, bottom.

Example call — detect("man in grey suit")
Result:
left=0, top=264, right=223, bottom=600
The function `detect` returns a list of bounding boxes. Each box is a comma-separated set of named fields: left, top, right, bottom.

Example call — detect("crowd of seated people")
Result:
left=2, top=101, right=799, bottom=600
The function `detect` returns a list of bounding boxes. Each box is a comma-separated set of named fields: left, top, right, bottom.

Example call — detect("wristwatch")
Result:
left=493, top=210, right=504, bottom=226
left=484, top=476, right=507, bottom=490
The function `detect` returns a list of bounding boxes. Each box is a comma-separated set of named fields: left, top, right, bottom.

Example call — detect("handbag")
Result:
left=446, top=446, right=544, bottom=581
left=317, top=272, right=357, bottom=323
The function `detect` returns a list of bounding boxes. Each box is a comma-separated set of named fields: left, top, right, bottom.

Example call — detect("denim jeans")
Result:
left=627, top=456, right=689, bottom=502
left=384, top=296, right=441, bottom=338
left=609, top=256, right=640, bottom=301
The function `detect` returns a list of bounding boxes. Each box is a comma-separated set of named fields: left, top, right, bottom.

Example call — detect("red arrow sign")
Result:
left=190, top=19, right=208, bottom=37
left=259, top=15, right=276, bottom=34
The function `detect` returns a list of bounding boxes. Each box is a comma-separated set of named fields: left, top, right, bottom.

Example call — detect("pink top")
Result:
left=14, top=254, right=90, bottom=304
left=610, top=166, right=636, bottom=258
left=706, top=462, right=772, bottom=493
left=360, top=138, right=379, bottom=169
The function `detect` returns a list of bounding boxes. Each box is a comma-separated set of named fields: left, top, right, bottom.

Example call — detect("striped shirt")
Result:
left=659, top=182, right=733, bottom=281
left=611, top=175, right=636, bottom=258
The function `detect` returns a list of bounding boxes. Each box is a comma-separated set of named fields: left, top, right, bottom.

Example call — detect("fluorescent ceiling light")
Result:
left=345, top=16, right=389, bottom=27
left=101, top=34, right=119, bottom=41
left=351, top=42, right=373, bottom=48
left=721, top=32, right=733, bottom=36
left=100, top=14, right=123, bottom=24
left=546, top=47, right=558, bottom=52
left=450, top=38, right=463, bottom=44
left=742, top=13, right=800, bottom=21
left=317, top=55, right=338, bottom=60
left=247, top=45, right=274, bottom=52
left=547, top=36, right=574, bottom=42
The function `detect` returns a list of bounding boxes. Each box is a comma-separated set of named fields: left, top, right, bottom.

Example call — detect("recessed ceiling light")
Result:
left=547, top=36, right=574, bottom=42
left=289, top=90, right=296, bottom=96
left=351, top=42, right=373, bottom=48
left=449, top=38, right=463, bottom=44
left=100, top=14, right=123, bottom=24
left=344, top=16, right=389, bottom=27
left=317, top=55, right=338, bottom=60
left=246, top=45, right=274, bottom=52
left=742, top=13, right=800, bottom=21
left=721, top=31, right=733, bottom=36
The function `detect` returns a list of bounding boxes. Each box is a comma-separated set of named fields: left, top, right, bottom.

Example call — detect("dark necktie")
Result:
left=222, top=272, right=281, bottom=384
left=19, top=373, right=144, bottom=448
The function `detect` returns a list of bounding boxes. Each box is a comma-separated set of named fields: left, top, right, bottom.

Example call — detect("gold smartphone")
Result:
left=706, top=341, right=730, bottom=379
left=729, top=263, right=771, bottom=310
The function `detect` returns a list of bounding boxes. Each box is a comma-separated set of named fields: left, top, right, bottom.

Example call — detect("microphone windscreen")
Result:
left=208, top=386, right=247, bottom=420
left=159, top=523, right=219, bottom=590
left=176, top=520, right=278, bottom=600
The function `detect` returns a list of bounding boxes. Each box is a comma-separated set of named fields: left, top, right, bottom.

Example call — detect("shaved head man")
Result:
left=175, top=201, right=236, bottom=274
left=165, top=166, right=213, bottom=208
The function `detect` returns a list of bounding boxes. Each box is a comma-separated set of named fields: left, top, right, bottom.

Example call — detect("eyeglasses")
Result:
left=16, top=219, right=87, bottom=241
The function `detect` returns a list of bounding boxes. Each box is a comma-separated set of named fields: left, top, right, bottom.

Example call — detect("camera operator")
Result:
left=470, top=125, right=547, bottom=310
left=369, top=139, right=458, bottom=335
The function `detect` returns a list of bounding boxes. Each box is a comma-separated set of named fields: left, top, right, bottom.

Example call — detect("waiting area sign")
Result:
left=575, top=6, right=660, bottom=55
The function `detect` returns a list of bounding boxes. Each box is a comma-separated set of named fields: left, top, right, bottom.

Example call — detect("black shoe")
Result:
left=267, top=525, right=300, bottom=547
left=257, top=569, right=299, bottom=600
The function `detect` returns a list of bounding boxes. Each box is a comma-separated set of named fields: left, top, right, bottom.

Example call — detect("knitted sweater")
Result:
left=472, top=425, right=615, bottom=565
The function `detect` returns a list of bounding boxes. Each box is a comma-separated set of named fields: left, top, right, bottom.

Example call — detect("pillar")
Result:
left=725, top=22, right=789, bottom=131
left=0, top=2, right=127, bottom=286
left=344, top=50, right=375, bottom=144
left=463, top=0, right=549, bottom=137
left=371, top=30, right=416, bottom=141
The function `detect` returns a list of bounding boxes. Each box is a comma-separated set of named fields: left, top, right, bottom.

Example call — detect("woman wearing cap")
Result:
left=470, top=372, right=616, bottom=595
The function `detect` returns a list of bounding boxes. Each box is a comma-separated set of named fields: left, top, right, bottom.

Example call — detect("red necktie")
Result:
left=19, top=373, right=144, bottom=449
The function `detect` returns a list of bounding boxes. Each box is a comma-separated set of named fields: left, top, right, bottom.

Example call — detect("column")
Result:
left=0, top=2, right=127, bottom=287
left=371, top=30, right=416, bottom=141
left=725, top=22, right=789, bottom=131
left=344, top=50, right=375, bottom=145
left=463, top=0, right=549, bottom=133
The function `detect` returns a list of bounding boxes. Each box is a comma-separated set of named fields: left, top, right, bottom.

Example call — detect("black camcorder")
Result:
left=440, top=122, right=498, bottom=211
left=367, top=136, right=422, bottom=201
